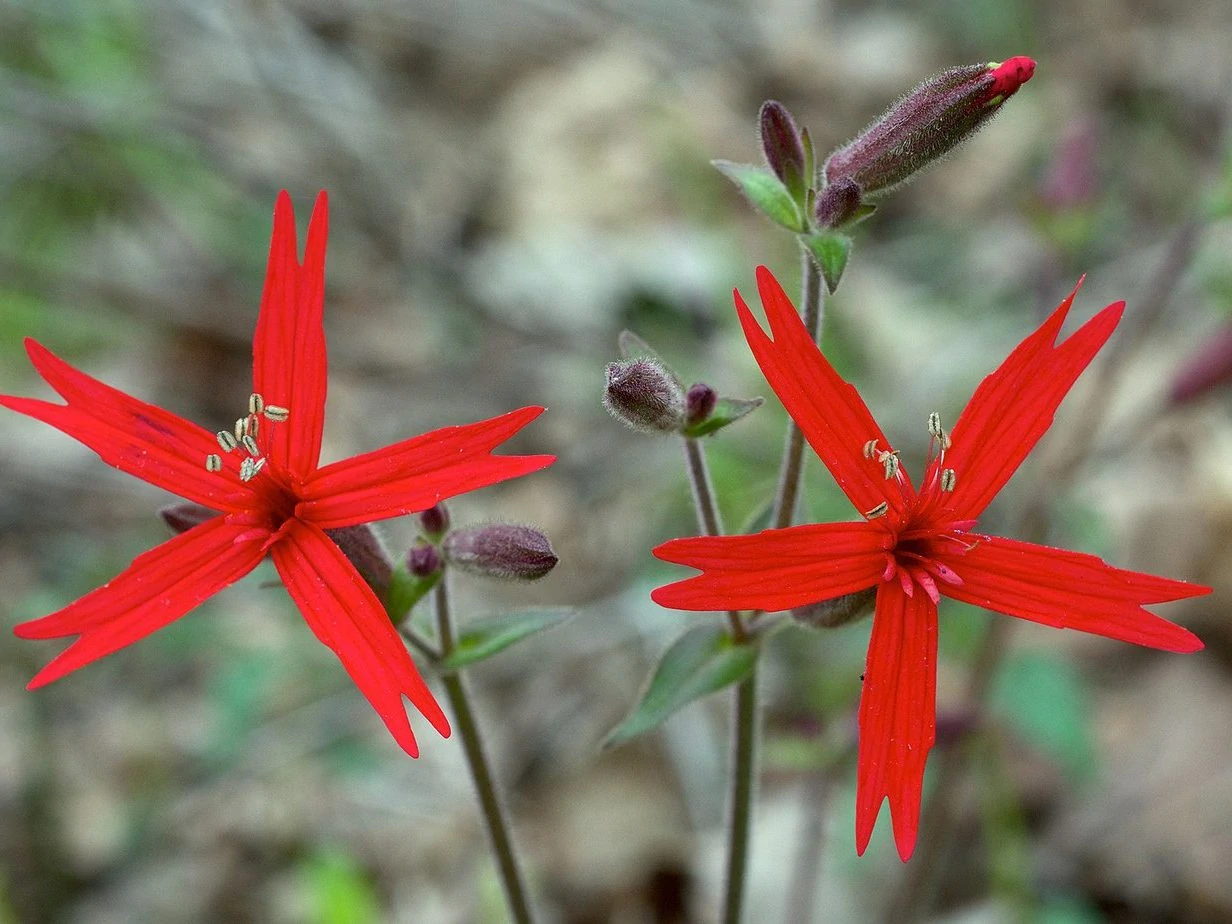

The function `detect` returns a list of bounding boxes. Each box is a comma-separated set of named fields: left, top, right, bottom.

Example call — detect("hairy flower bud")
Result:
left=443, top=524, right=558, bottom=581
left=791, top=588, right=876, bottom=630
left=407, top=542, right=443, bottom=578
left=685, top=382, right=718, bottom=428
left=419, top=503, right=450, bottom=540
left=159, top=503, right=215, bottom=535
left=604, top=358, right=686, bottom=434
left=823, top=56, right=1036, bottom=196
left=759, top=100, right=808, bottom=202
left=814, top=177, right=864, bottom=228
left=327, top=524, right=394, bottom=597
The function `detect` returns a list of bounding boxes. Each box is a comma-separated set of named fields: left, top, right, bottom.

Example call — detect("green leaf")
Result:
left=385, top=565, right=440, bottom=624
left=802, top=232, right=853, bottom=293
left=440, top=608, right=575, bottom=671
left=684, top=396, right=765, bottom=437
left=604, top=623, right=760, bottom=748
left=712, top=161, right=806, bottom=232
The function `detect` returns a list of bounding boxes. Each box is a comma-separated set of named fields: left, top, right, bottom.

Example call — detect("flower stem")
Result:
left=435, top=579, right=536, bottom=924
left=682, top=436, right=746, bottom=643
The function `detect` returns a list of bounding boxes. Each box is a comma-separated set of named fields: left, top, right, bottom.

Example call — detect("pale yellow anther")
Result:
left=863, top=439, right=880, bottom=459
left=205, top=453, right=223, bottom=472
left=239, top=458, right=256, bottom=482
left=246, top=414, right=260, bottom=439
left=216, top=430, right=238, bottom=452
left=249, top=393, right=265, bottom=415
left=234, top=417, right=249, bottom=441
left=241, top=435, right=260, bottom=457
left=878, top=450, right=900, bottom=480
left=864, top=501, right=889, bottom=519
left=263, top=405, right=290, bottom=422
left=941, top=468, right=957, bottom=492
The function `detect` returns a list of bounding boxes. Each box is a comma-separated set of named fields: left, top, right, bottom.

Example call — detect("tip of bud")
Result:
left=988, top=56, right=1035, bottom=99
left=419, top=504, right=450, bottom=540
left=685, top=382, right=718, bottom=427
left=758, top=100, right=808, bottom=199
left=443, top=524, right=558, bottom=581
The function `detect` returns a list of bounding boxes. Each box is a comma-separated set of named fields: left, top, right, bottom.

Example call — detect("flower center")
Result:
left=203, top=393, right=289, bottom=483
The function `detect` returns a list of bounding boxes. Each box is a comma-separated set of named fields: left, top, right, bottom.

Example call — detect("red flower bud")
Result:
left=443, top=524, right=558, bottom=581
left=823, top=57, right=1036, bottom=196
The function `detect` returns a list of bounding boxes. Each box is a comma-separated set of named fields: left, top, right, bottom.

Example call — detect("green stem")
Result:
left=682, top=435, right=746, bottom=643
left=435, top=579, right=536, bottom=924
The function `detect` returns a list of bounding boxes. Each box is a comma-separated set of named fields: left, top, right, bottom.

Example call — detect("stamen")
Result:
left=239, top=458, right=256, bottom=482
left=249, top=393, right=265, bottom=415
left=864, top=501, right=889, bottom=519
left=205, top=453, right=222, bottom=472
left=216, top=430, right=238, bottom=452
left=251, top=458, right=266, bottom=476
left=940, top=468, right=956, bottom=492
left=863, top=438, right=879, bottom=459
left=264, top=405, right=290, bottom=422
left=927, top=412, right=943, bottom=438
left=241, top=434, right=260, bottom=457
left=234, top=417, right=249, bottom=441
left=878, top=450, right=900, bottom=480
left=246, top=414, right=260, bottom=439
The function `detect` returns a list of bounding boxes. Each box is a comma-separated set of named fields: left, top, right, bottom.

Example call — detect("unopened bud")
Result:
left=824, top=57, right=1036, bottom=196
left=326, top=524, right=393, bottom=597
left=814, top=177, right=864, bottom=228
left=685, top=382, right=718, bottom=427
left=407, top=543, right=443, bottom=578
left=604, top=358, right=686, bottom=434
left=791, top=588, right=876, bottom=630
left=419, top=504, right=450, bottom=540
left=159, top=503, right=216, bottom=535
left=759, top=100, right=808, bottom=202
left=443, top=524, right=558, bottom=581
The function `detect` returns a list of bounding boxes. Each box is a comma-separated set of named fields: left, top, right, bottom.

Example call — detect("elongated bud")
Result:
left=443, top=524, right=558, bottom=581
left=326, top=524, right=393, bottom=597
left=824, top=56, right=1036, bottom=196
left=604, top=358, right=687, bottom=434
left=759, top=100, right=808, bottom=202
left=407, top=543, right=443, bottom=578
left=419, top=504, right=450, bottom=540
left=791, top=588, right=876, bottom=629
left=685, top=382, right=718, bottom=428
left=159, top=503, right=216, bottom=535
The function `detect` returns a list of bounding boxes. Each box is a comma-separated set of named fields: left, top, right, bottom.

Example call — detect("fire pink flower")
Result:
left=3, top=191, right=554, bottom=757
left=652, top=266, right=1206, bottom=861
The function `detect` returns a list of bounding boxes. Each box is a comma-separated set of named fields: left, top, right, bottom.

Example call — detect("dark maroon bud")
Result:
left=824, top=57, right=1036, bottom=196
left=604, top=358, right=686, bottom=434
left=159, top=503, right=216, bottom=535
left=326, top=524, right=393, bottom=597
left=814, top=178, right=864, bottom=228
left=685, top=382, right=718, bottom=427
left=407, top=543, right=443, bottom=578
left=791, top=588, right=876, bottom=630
left=759, top=100, right=808, bottom=201
left=419, top=504, right=450, bottom=540
left=1170, top=322, right=1232, bottom=404
left=443, top=524, right=558, bottom=581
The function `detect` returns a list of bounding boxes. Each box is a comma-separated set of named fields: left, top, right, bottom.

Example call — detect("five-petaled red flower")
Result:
left=3, top=191, right=554, bottom=757
left=652, top=266, right=1207, bottom=861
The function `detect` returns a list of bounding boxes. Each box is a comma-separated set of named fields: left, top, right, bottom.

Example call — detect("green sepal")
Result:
left=385, top=565, right=441, bottom=624
left=439, top=607, right=575, bottom=672
left=683, top=396, right=765, bottom=438
left=603, top=623, right=761, bottom=748
left=617, top=330, right=684, bottom=389
left=801, top=126, right=816, bottom=199
left=802, top=232, right=853, bottom=293
left=712, top=160, right=806, bottom=232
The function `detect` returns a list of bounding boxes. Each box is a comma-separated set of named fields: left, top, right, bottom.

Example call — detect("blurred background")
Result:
left=2, top=0, right=1231, bottom=921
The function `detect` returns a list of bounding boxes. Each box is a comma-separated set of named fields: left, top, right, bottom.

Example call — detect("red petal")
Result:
left=651, top=522, right=884, bottom=612
left=298, top=406, right=554, bottom=529
left=855, top=583, right=938, bottom=861
left=937, top=535, right=1206, bottom=652
left=737, top=267, right=908, bottom=518
left=1, top=339, right=258, bottom=511
left=269, top=520, right=450, bottom=756
left=943, top=280, right=1122, bottom=520
left=15, top=517, right=264, bottom=687
left=251, top=190, right=329, bottom=481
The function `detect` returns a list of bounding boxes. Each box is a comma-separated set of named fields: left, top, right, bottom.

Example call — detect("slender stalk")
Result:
left=683, top=436, right=745, bottom=642
left=435, top=579, right=535, bottom=924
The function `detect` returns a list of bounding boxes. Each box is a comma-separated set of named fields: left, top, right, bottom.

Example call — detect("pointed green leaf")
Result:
left=604, top=623, right=760, bottom=748
left=684, top=396, right=765, bottom=437
left=385, top=565, right=441, bottom=624
left=802, top=232, right=853, bottom=293
left=712, top=160, right=806, bottom=232
left=440, top=608, right=575, bottom=671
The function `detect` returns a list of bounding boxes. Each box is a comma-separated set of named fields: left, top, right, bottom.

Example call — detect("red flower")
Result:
left=3, top=191, right=554, bottom=757
left=652, top=266, right=1207, bottom=861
